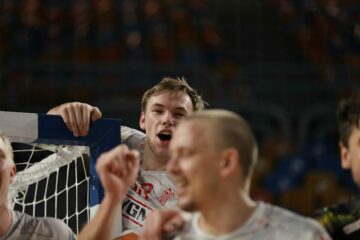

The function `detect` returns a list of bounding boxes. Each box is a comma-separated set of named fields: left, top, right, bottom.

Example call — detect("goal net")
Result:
left=0, top=111, right=121, bottom=235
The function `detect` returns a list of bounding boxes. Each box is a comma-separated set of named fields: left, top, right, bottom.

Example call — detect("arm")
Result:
left=47, top=102, right=102, bottom=137
left=77, top=145, right=140, bottom=240
left=140, top=209, right=186, bottom=240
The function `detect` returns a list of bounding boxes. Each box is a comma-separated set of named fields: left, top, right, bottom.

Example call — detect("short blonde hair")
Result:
left=141, top=77, right=207, bottom=112
left=0, top=130, right=14, bottom=164
left=184, top=109, right=258, bottom=181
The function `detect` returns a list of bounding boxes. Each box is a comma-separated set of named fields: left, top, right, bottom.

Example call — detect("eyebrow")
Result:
left=151, top=103, right=188, bottom=111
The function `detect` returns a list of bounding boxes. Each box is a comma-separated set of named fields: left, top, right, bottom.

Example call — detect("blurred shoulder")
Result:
left=261, top=202, right=331, bottom=239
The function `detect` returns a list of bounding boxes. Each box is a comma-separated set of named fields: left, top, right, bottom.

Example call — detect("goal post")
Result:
left=0, top=111, right=121, bottom=234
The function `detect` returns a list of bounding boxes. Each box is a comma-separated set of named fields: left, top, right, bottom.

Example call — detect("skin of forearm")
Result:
left=77, top=196, right=122, bottom=240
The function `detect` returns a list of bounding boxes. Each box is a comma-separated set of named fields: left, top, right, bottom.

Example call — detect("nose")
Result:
left=161, top=111, right=175, bottom=126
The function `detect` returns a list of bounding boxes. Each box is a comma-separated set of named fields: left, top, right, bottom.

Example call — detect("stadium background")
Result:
left=0, top=0, right=359, bottom=216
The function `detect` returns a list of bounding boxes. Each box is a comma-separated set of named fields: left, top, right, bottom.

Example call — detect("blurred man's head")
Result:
left=139, top=77, right=206, bottom=163
left=338, top=91, right=360, bottom=186
left=167, top=109, right=258, bottom=211
left=0, top=131, right=16, bottom=204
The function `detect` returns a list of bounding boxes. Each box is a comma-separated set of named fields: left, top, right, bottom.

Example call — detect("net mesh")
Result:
left=9, top=142, right=91, bottom=234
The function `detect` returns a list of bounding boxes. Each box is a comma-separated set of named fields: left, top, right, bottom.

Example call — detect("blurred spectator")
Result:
left=71, top=0, right=95, bottom=62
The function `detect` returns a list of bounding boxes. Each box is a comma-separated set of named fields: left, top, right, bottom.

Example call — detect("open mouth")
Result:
left=158, top=132, right=172, bottom=141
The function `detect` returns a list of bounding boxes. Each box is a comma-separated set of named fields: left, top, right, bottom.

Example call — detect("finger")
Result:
left=60, top=108, right=72, bottom=133
left=97, top=145, right=125, bottom=172
left=143, top=210, right=181, bottom=240
left=91, top=106, right=102, bottom=122
left=116, top=154, right=128, bottom=178
left=162, top=209, right=184, bottom=233
left=141, top=213, right=161, bottom=240
left=72, top=103, right=86, bottom=136
left=66, top=106, right=80, bottom=137
left=163, top=214, right=185, bottom=233
left=106, top=156, right=121, bottom=175
left=99, top=145, right=130, bottom=176
left=81, top=104, right=91, bottom=136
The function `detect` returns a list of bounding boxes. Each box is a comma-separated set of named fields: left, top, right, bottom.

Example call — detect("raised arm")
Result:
left=77, top=144, right=140, bottom=240
left=47, top=102, right=102, bottom=137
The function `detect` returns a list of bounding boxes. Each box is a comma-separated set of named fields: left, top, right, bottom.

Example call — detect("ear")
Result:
left=339, top=141, right=351, bottom=169
left=219, top=148, right=239, bottom=177
left=139, top=112, right=146, bottom=131
left=9, top=164, right=16, bottom=184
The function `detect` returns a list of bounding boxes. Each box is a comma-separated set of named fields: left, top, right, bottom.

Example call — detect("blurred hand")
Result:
left=140, top=209, right=185, bottom=240
left=96, top=145, right=140, bottom=203
left=47, top=102, right=102, bottom=137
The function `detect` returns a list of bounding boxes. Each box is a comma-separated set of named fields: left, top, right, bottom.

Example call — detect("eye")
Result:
left=153, top=109, right=163, bottom=114
left=179, top=149, right=192, bottom=158
left=174, top=112, right=185, bottom=118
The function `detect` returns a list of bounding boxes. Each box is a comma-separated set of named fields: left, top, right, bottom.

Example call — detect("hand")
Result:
left=96, top=145, right=140, bottom=203
left=47, top=102, right=102, bottom=137
left=140, top=209, right=185, bottom=240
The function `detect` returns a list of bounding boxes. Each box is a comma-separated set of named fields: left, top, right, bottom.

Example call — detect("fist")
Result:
left=96, top=144, right=140, bottom=202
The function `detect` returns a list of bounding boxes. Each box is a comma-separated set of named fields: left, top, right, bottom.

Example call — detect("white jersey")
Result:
left=122, top=171, right=177, bottom=227
left=0, top=210, right=75, bottom=240
left=112, top=126, right=177, bottom=237
left=175, top=202, right=331, bottom=240
left=112, top=171, right=177, bottom=238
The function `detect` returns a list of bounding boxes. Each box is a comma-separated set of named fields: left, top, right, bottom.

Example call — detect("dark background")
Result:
left=1, top=0, right=360, bottom=216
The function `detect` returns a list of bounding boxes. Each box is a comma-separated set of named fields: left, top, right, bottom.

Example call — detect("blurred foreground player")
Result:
left=141, top=109, right=331, bottom=240
left=0, top=131, right=75, bottom=240
left=314, top=90, right=360, bottom=239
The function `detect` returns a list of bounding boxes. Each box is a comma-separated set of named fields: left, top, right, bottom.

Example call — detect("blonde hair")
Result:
left=0, top=130, right=14, bottom=164
left=141, top=77, right=207, bottom=112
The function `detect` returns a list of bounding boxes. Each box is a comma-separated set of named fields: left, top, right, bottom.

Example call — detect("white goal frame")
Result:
left=0, top=110, right=121, bottom=233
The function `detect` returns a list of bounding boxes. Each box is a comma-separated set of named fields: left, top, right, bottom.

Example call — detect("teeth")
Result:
left=159, top=131, right=172, bottom=135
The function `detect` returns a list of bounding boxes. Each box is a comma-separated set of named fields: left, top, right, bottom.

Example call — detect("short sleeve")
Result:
left=45, top=218, right=75, bottom=240
left=121, top=126, right=145, bottom=151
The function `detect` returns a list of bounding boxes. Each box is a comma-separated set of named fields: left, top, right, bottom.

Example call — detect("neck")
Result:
left=0, top=204, right=12, bottom=237
left=142, top=144, right=168, bottom=171
left=198, top=188, right=256, bottom=236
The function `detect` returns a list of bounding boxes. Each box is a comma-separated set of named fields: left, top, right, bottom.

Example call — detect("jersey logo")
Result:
left=122, top=194, right=154, bottom=227
left=159, top=188, right=175, bottom=206
left=131, top=182, right=154, bottom=200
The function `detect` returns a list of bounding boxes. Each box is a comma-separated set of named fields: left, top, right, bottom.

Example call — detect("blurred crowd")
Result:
left=1, top=0, right=360, bottom=217
left=270, top=0, right=360, bottom=84
left=0, top=0, right=221, bottom=66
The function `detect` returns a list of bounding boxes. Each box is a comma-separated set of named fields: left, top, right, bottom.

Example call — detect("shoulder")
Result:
left=41, top=217, right=69, bottom=229
left=38, top=217, right=74, bottom=237
left=313, top=195, right=360, bottom=238
left=261, top=202, right=331, bottom=239
left=121, top=126, right=145, bottom=149
left=12, top=211, right=75, bottom=239
left=121, top=126, right=145, bottom=141
left=40, top=217, right=76, bottom=240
